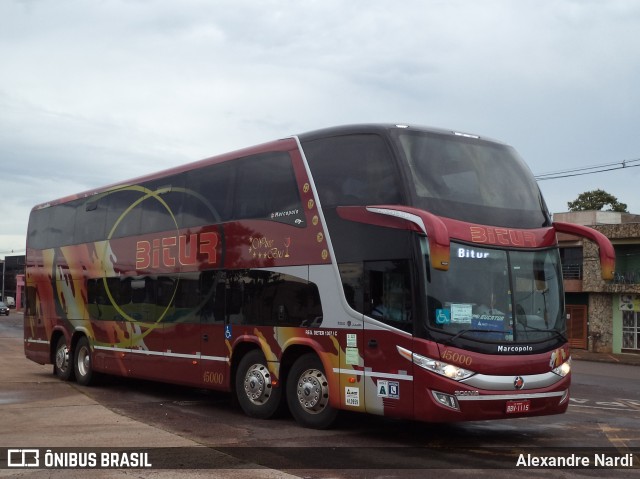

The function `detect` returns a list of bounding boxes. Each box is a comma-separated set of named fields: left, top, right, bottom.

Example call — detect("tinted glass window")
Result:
left=84, top=267, right=323, bottom=327
left=302, top=134, right=402, bottom=207
left=224, top=269, right=322, bottom=327
left=338, top=262, right=364, bottom=313
left=393, top=130, right=549, bottom=228
left=181, top=161, right=235, bottom=227
left=45, top=202, right=78, bottom=247
left=103, top=189, right=143, bottom=239
left=27, top=208, right=50, bottom=250
left=366, top=260, right=413, bottom=333
left=198, top=270, right=226, bottom=323
left=336, top=259, right=413, bottom=333
left=234, top=152, right=303, bottom=225
left=74, top=198, right=108, bottom=244
left=139, top=176, right=185, bottom=235
left=425, top=242, right=564, bottom=344
left=86, top=277, right=130, bottom=321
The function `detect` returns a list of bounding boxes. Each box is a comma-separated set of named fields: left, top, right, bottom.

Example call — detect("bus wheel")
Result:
left=287, top=353, right=337, bottom=429
left=74, top=336, right=94, bottom=386
left=235, top=350, right=282, bottom=419
left=54, top=336, right=74, bottom=381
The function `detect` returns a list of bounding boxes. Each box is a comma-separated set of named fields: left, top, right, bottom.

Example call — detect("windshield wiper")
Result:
left=519, top=324, right=567, bottom=343
left=444, top=329, right=496, bottom=345
left=445, top=327, right=566, bottom=346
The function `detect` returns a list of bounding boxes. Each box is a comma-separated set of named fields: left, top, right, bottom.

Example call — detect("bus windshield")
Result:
left=392, top=130, right=550, bottom=228
left=425, top=241, right=565, bottom=345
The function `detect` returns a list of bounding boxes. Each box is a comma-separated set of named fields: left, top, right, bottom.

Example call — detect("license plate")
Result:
left=506, top=399, right=531, bottom=414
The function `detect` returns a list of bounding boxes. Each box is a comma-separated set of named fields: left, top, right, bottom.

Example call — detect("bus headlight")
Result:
left=552, top=358, right=571, bottom=378
left=413, top=352, right=475, bottom=380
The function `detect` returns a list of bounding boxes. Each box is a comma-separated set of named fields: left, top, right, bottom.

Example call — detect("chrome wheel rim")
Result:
left=244, top=363, right=273, bottom=405
left=296, top=368, right=329, bottom=414
left=55, top=343, right=69, bottom=372
left=77, top=346, right=90, bottom=377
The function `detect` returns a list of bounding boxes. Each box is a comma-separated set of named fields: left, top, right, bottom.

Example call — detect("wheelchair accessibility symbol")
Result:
left=224, top=325, right=232, bottom=340
left=436, top=309, right=451, bottom=325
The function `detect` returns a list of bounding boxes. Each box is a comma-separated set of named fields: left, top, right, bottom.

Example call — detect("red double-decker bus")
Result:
left=24, top=124, right=614, bottom=429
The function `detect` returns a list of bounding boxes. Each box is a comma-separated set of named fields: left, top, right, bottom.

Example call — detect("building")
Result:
left=556, top=211, right=640, bottom=355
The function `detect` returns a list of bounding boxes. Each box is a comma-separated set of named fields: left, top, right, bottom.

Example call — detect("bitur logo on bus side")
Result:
left=469, top=226, right=537, bottom=247
left=136, top=232, right=218, bottom=270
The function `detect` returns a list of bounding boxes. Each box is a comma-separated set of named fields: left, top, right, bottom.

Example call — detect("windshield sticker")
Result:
left=472, top=316, right=506, bottom=331
left=451, top=304, right=473, bottom=324
left=435, top=309, right=451, bottom=325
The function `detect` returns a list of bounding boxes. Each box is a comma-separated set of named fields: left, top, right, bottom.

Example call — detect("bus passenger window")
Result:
left=47, top=202, right=78, bottom=247
left=366, top=260, right=413, bottom=333
left=302, top=134, right=402, bottom=207
left=234, top=152, right=303, bottom=226
left=104, top=189, right=143, bottom=239
left=139, top=176, right=186, bottom=235
left=181, top=163, right=235, bottom=226
left=338, top=262, right=364, bottom=313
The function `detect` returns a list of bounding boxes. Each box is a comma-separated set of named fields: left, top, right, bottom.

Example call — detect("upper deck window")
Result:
left=27, top=150, right=305, bottom=250
left=392, top=130, right=550, bottom=228
left=302, top=134, right=402, bottom=207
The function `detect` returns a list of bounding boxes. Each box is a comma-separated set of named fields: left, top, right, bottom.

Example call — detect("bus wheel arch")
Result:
left=286, top=352, right=338, bottom=429
left=53, top=334, right=74, bottom=381
left=234, top=347, right=282, bottom=419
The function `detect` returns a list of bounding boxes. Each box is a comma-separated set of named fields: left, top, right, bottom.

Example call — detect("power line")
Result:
left=535, top=158, right=640, bottom=181
left=0, top=249, right=26, bottom=255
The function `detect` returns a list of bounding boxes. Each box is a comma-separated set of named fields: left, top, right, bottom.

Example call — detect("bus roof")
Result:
left=31, top=123, right=506, bottom=212
left=297, top=123, right=505, bottom=146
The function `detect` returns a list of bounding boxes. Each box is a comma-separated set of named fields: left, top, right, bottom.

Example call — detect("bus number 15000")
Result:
left=203, top=371, right=224, bottom=385
left=442, top=349, right=473, bottom=366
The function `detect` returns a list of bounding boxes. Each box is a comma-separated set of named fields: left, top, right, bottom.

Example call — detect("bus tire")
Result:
left=235, top=349, right=282, bottom=419
left=54, top=336, right=74, bottom=381
left=287, top=353, right=337, bottom=429
left=74, top=336, right=94, bottom=386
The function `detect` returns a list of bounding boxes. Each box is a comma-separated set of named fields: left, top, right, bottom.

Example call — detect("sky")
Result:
left=1, top=0, right=640, bottom=259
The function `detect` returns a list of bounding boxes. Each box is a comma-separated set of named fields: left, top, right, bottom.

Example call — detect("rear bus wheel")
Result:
left=235, top=350, right=282, bottom=419
left=54, top=336, right=74, bottom=381
left=74, top=336, right=94, bottom=386
left=287, top=353, right=337, bottom=429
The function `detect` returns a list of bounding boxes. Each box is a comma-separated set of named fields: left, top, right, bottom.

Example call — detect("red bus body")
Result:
left=24, top=125, right=614, bottom=428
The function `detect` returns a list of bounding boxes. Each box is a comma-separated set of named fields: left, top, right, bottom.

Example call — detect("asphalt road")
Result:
left=1, top=311, right=638, bottom=478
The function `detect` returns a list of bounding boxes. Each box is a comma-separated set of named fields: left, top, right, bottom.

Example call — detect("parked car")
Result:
left=0, top=302, right=9, bottom=316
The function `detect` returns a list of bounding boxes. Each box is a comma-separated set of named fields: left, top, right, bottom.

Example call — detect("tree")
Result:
left=567, top=189, right=628, bottom=212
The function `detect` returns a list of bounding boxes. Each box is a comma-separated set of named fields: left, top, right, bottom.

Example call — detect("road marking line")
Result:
left=598, top=423, right=632, bottom=453
left=569, top=404, right=632, bottom=412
